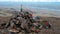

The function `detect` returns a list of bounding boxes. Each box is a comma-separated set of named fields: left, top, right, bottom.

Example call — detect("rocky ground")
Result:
left=39, top=17, right=60, bottom=34
left=0, top=8, right=60, bottom=34
left=0, top=16, right=60, bottom=34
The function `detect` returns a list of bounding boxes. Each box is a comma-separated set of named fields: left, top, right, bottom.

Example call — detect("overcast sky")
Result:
left=0, top=0, right=60, bottom=2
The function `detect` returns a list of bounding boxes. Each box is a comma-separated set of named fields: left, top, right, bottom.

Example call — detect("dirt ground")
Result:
left=39, top=17, right=60, bottom=34
left=0, top=16, right=60, bottom=34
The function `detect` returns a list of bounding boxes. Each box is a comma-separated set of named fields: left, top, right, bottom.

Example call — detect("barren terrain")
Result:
left=0, top=8, right=60, bottom=34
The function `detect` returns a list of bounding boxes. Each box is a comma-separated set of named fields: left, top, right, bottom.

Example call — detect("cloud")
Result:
left=0, top=0, right=59, bottom=2
left=20, top=0, right=60, bottom=2
left=0, top=0, right=18, bottom=2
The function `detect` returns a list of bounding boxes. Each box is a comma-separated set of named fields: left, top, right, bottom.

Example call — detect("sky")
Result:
left=0, top=0, right=60, bottom=2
